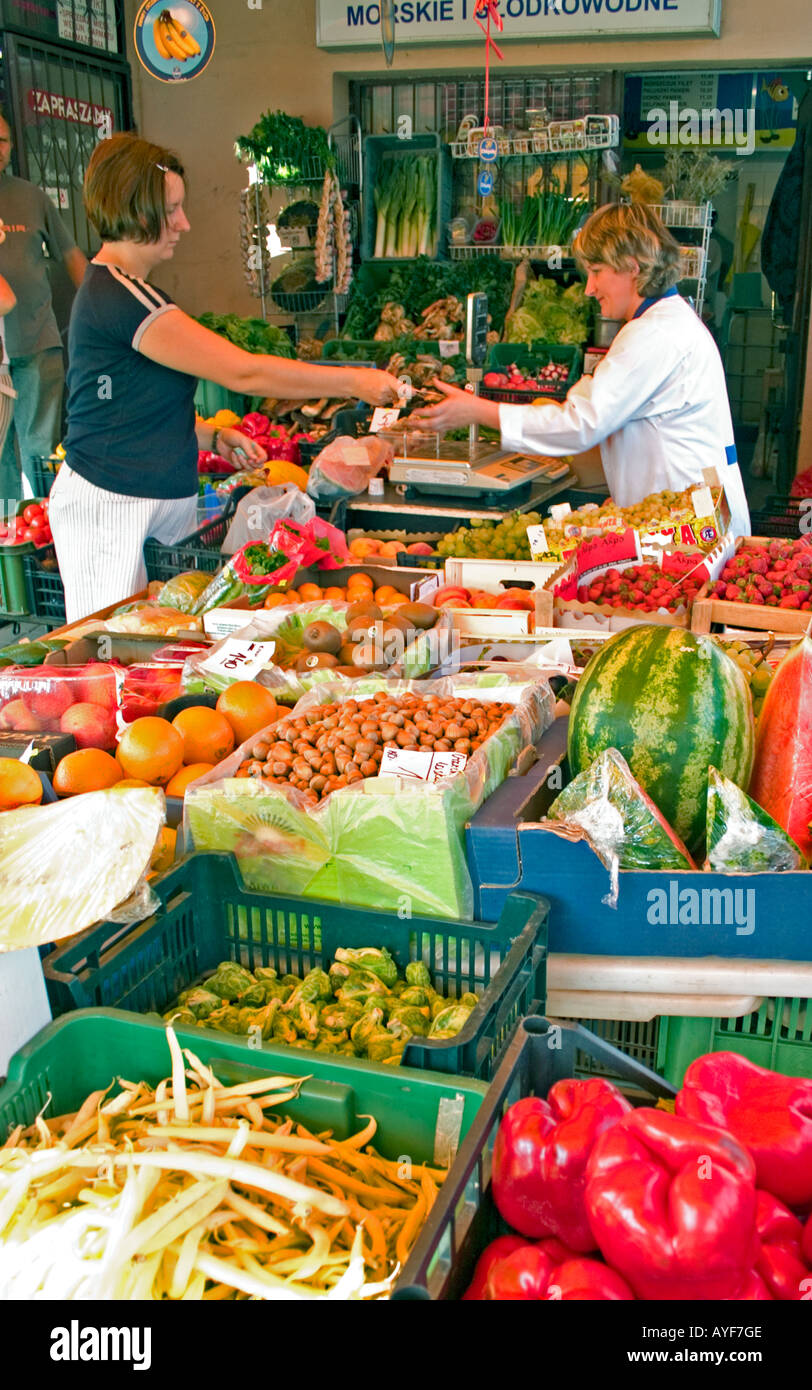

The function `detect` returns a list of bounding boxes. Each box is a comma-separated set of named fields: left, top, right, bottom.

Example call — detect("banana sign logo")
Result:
left=134, top=1, right=215, bottom=83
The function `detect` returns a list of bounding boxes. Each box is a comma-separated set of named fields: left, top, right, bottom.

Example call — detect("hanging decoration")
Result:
left=473, top=0, right=505, bottom=142
left=380, top=0, right=396, bottom=67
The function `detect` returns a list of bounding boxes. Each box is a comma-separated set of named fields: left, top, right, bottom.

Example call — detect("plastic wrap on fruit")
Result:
left=387, top=1006, right=432, bottom=1039
left=405, top=961, right=432, bottom=990
left=320, top=1001, right=364, bottom=1031
left=705, top=766, right=807, bottom=873
left=367, top=1032, right=406, bottom=1065
left=334, top=945, right=398, bottom=988
left=350, top=1007, right=386, bottom=1054
left=290, top=999, right=320, bottom=1040
left=281, top=966, right=332, bottom=1012
left=176, top=986, right=223, bottom=1020
left=544, top=747, right=696, bottom=906
left=429, top=1001, right=476, bottom=1039
left=206, top=961, right=259, bottom=1002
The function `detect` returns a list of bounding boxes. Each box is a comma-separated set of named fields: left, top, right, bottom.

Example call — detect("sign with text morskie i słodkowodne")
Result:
left=316, top=0, right=721, bottom=48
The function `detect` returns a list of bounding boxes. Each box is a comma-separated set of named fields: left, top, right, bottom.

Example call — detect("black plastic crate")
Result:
left=393, top=1016, right=676, bottom=1299
left=749, top=499, right=811, bottom=540
left=42, top=851, right=549, bottom=1081
left=143, top=500, right=238, bottom=584
left=22, top=546, right=66, bottom=623
left=30, top=454, right=60, bottom=496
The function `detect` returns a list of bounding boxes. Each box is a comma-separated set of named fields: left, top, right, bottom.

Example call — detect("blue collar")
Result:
left=632, top=286, right=680, bottom=320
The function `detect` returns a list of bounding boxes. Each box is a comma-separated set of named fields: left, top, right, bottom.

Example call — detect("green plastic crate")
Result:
left=194, top=380, right=247, bottom=420
left=0, top=1009, right=487, bottom=1167
left=657, top=998, right=812, bottom=1085
left=0, top=498, right=51, bottom=617
left=361, top=133, right=452, bottom=263
left=483, top=341, right=582, bottom=401
left=42, top=851, right=549, bottom=1080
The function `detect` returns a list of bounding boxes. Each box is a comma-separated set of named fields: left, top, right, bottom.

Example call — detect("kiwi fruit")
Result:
left=346, top=600, right=382, bottom=623
left=302, top=620, right=342, bottom=655
left=397, top=602, right=437, bottom=630
left=295, top=650, right=339, bottom=672
left=337, top=642, right=360, bottom=666
left=380, top=611, right=412, bottom=635
left=346, top=615, right=378, bottom=642
left=351, top=641, right=387, bottom=671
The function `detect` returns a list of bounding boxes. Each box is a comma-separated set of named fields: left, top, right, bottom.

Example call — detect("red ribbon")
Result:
left=474, top=0, right=505, bottom=138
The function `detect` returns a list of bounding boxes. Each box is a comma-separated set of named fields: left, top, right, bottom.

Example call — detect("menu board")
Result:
left=0, top=0, right=120, bottom=53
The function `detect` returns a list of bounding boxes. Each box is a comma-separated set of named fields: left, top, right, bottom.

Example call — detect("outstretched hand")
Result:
left=410, top=379, right=480, bottom=431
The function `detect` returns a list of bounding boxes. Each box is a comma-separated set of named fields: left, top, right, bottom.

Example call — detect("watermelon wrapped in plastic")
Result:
left=545, top=747, right=697, bottom=876
left=706, top=766, right=807, bottom=873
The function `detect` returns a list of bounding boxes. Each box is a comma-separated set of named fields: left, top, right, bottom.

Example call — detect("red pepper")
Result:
left=492, top=1080, right=632, bottom=1251
left=676, top=1052, right=812, bottom=1210
left=485, top=1244, right=558, bottom=1301
left=546, top=1258, right=635, bottom=1301
left=585, top=1108, right=758, bottom=1301
left=729, top=1269, right=774, bottom=1300
left=461, top=1236, right=528, bottom=1300
left=804, top=1213, right=812, bottom=1268
left=239, top=412, right=272, bottom=440
left=754, top=1190, right=812, bottom=1301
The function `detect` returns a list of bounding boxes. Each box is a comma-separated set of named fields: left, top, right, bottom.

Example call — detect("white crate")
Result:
left=448, top=606, right=534, bottom=638
left=445, top=556, right=560, bottom=589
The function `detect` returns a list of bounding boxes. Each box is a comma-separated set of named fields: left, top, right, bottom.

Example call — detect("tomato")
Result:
left=22, top=527, right=38, bottom=542
left=22, top=504, right=44, bottom=524
left=27, top=514, right=46, bottom=531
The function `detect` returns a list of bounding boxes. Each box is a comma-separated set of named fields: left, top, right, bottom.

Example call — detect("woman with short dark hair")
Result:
left=414, top=202, right=750, bottom=535
left=50, top=132, right=400, bottom=622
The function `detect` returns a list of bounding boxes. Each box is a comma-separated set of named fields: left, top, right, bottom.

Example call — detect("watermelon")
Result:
left=568, top=625, right=754, bottom=853
left=749, top=634, right=812, bottom=861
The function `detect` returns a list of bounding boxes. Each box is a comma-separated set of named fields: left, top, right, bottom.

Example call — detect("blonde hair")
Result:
left=573, top=203, right=682, bottom=297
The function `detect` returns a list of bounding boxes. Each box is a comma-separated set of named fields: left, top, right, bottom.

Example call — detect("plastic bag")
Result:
left=705, top=766, right=807, bottom=873
left=306, top=435, right=392, bottom=502
left=156, top=570, right=212, bottom=614
left=0, top=787, right=165, bottom=950
left=221, top=485, right=316, bottom=556
left=184, top=674, right=554, bottom=919
left=106, top=605, right=203, bottom=636
left=544, top=748, right=696, bottom=903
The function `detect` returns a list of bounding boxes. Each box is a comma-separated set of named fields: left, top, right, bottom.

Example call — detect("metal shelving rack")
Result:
left=642, top=200, right=713, bottom=319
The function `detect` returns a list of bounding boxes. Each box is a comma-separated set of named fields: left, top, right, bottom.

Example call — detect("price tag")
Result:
left=575, top=527, right=642, bottom=582
left=661, top=549, right=709, bottom=582
left=691, top=485, right=714, bottom=519
left=411, top=572, right=440, bottom=603
left=526, top=523, right=549, bottom=559
left=438, top=339, right=461, bottom=358
left=341, top=445, right=370, bottom=466
left=277, top=226, right=309, bottom=248
left=549, top=502, right=572, bottom=522
left=380, top=746, right=468, bottom=782
left=369, top=407, right=401, bottom=433
left=200, top=638, right=274, bottom=683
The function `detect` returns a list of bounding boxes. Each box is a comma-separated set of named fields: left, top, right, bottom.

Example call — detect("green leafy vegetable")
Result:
left=505, top=276, right=593, bottom=347
left=197, top=313, right=294, bottom=357
left=342, top=257, right=515, bottom=338
left=235, top=110, right=334, bottom=186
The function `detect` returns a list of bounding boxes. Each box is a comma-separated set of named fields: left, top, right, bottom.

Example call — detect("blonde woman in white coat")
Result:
left=413, top=203, right=750, bottom=537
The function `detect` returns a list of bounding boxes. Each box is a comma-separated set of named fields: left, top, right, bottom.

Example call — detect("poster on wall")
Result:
left=316, top=0, right=722, bottom=48
left=624, top=69, right=807, bottom=153
left=133, top=1, right=215, bottom=82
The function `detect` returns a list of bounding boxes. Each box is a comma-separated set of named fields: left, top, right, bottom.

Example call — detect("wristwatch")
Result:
left=211, top=428, right=221, bottom=457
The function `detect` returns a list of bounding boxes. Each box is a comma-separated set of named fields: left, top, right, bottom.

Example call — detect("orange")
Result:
left=298, top=583, right=324, bottom=603
left=282, top=588, right=301, bottom=604
left=115, top=778, right=152, bottom=788
left=0, top=760, right=43, bottom=811
left=378, top=541, right=406, bottom=557
left=216, top=682, right=279, bottom=744
left=322, top=587, right=346, bottom=601
left=53, top=748, right=123, bottom=797
left=116, top=716, right=184, bottom=786
left=171, top=706, right=235, bottom=765
left=164, top=762, right=215, bottom=796
left=347, top=574, right=374, bottom=593
left=149, top=826, right=177, bottom=875
left=374, top=586, right=400, bottom=605
left=263, top=591, right=292, bottom=610
left=385, top=592, right=409, bottom=607
left=349, top=538, right=381, bottom=559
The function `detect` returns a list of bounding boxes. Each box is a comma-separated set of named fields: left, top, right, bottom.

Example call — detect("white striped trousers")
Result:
left=48, top=464, right=198, bottom=624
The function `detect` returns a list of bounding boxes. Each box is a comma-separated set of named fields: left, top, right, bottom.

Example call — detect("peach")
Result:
left=74, top=662, right=118, bottom=710
left=0, top=698, right=42, bottom=731
left=406, top=542, right=435, bottom=556
left=378, top=540, right=406, bottom=557
left=60, top=702, right=118, bottom=750
left=349, top=538, right=382, bottom=559
left=24, top=681, right=75, bottom=721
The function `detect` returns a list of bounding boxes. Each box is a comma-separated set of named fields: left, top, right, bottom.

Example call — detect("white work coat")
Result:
left=499, top=294, right=751, bottom=537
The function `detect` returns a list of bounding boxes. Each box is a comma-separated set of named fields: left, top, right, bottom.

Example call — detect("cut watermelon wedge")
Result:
left=749, top=633, right=812, bottom=860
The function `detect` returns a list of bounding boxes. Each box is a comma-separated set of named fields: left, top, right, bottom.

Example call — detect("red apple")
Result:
left=60, top=702, right=117, bottom=750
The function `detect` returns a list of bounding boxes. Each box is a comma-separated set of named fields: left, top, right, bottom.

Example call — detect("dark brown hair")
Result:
left=574, top=203, right=682, bottom=296
left=84, top=132, right=185, bottom=244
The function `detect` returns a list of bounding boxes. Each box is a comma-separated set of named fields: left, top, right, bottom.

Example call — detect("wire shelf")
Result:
left=652, top=201, right=712, bottom=230
left=680, top=246, right=706, bottom=280
left=450, top=116, right=619, bottom=160
left=448, top=244, right=573, bottom=262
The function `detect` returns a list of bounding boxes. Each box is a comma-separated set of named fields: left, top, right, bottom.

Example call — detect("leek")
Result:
left=372, top=154, right=437, bottom=260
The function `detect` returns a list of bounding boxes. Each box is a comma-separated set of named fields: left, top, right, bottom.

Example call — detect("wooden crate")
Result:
left=690, top=536, right=812, bottom=636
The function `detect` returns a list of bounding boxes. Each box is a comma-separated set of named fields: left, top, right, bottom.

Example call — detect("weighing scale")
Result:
left=388, top=292, right=575, bottom=506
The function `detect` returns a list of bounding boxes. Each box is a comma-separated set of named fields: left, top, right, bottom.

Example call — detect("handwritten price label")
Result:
left=380, top=746, right=468, bottom=783
left=200, top=639, right=275, bottom=683
left=369, top=407, right=401, bottom=434
left=526, top=523, right=549, bottom=560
